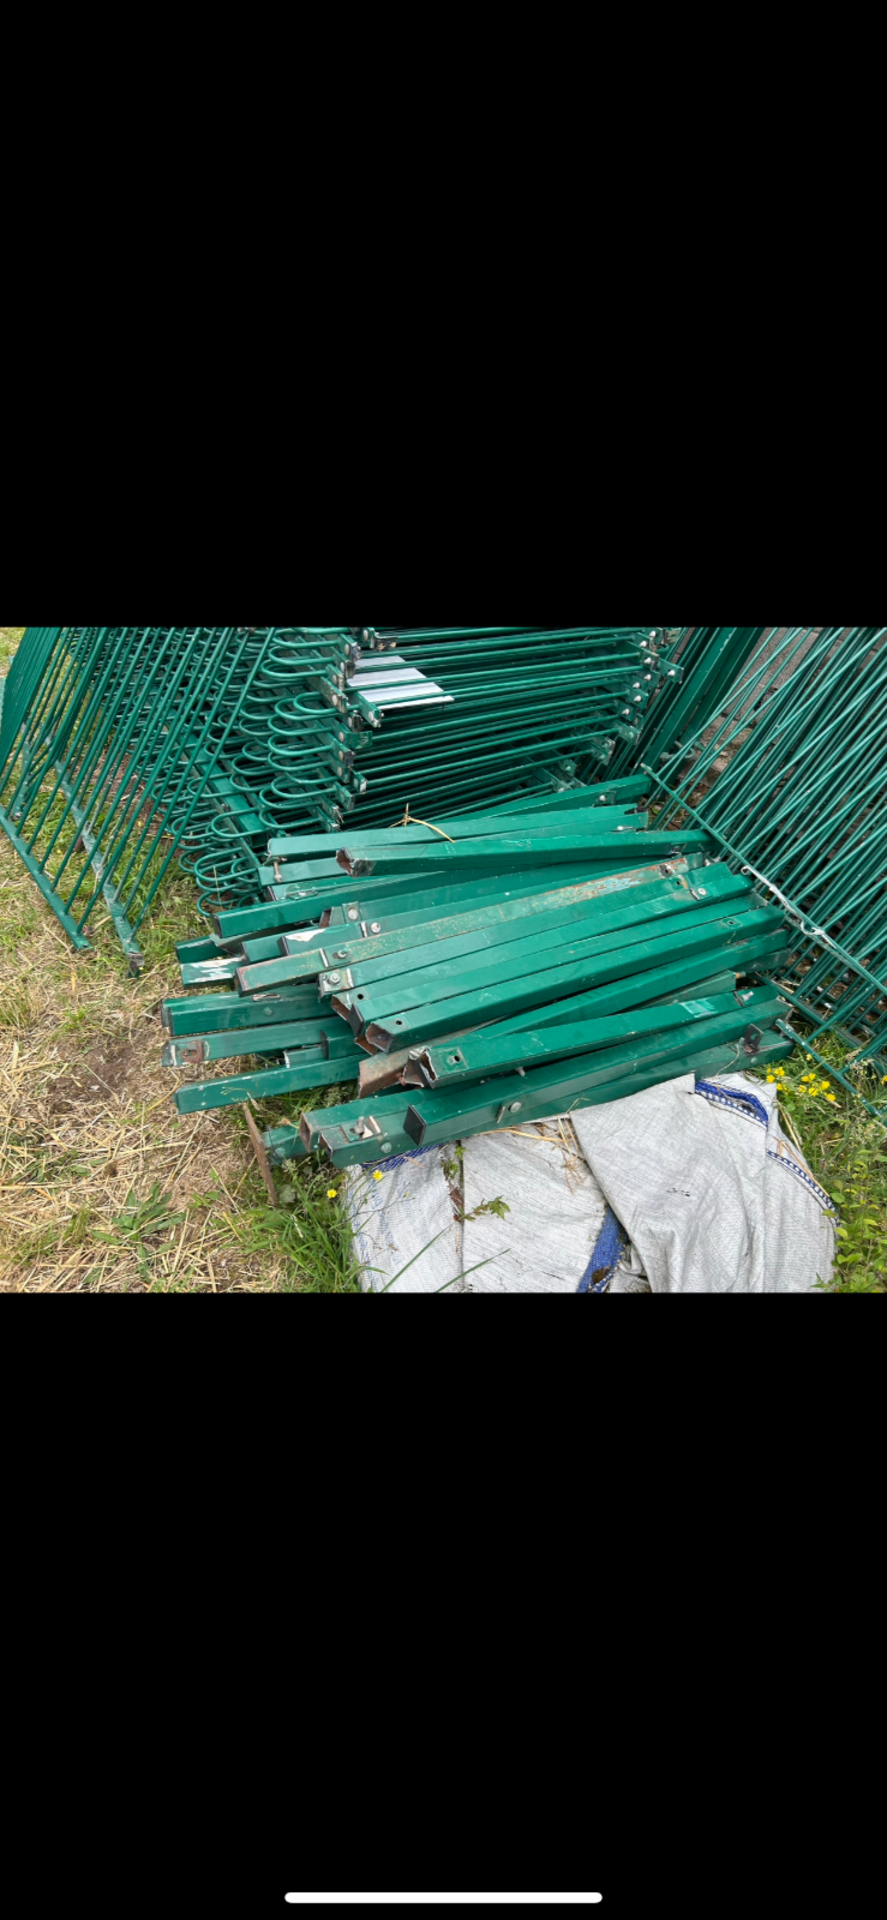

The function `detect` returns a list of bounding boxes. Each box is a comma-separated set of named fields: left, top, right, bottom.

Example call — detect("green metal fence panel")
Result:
left=0, top=627, right=293, bottom=964
left=604, top=627, right=770, bottom=779
left=646, top=625, right=887, bottom=1117
left=0, top=627, right=63, bottom=770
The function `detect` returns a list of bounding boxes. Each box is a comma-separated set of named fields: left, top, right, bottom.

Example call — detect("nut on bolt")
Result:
left=327, top=972, right=342, bottom=987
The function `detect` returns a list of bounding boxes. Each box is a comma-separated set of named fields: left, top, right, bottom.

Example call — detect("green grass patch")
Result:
left=752, top=1031, right=887, bottom=1292
left=0, top=627, right=24, bottom=670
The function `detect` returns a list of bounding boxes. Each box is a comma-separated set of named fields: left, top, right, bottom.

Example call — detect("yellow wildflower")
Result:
left=827, top=1094, right=838, bottom=1104
left=327, top=1188, right=338, bottom=1200
left=373, top=1170, right=384, bottom=1182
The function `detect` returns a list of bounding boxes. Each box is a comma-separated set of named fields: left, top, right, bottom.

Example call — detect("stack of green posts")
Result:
left=162, top=786, right=795, bottom=1166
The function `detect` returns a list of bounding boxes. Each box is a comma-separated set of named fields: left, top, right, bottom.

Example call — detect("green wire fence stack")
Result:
left=357, top=627, right=664, bottom=819
left=0, top=626, right=672, bottom=963
left=5, top=622, right=885, bottom=1137
left=0, top=626, right=337, bottom=965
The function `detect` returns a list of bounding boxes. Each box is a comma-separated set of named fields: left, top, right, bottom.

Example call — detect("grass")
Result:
left=2, top=626, right=884, bottom=1293
left=0, top=627, right=20, bottom=672
left=0, top=857, right=363, bottom=1293
left=0, top=625, right=361, bottom=1293
left=750, top=1038, right=887, bottom=1291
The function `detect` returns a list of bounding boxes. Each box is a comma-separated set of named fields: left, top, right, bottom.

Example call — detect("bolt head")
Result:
left=347, top=908, right=360, bottom=921
left=509, top=1102, right=522, bottom=1114
left=370, top=922, right=382, bottom=935
left=327, top=972, right=342, bottom=987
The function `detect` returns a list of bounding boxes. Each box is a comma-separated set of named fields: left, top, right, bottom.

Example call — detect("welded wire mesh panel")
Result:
left=649, top=625, right=887, bottom=1106
left=607, top=627, right=771, bottom=778
left=0, top=626, right=63, bottom=768
left=0, top=626, right=329, bottom=963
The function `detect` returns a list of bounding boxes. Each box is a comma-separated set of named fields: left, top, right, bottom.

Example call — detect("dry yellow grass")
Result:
left=0, top=848, right=312, bottom=1292
left=0, top=626, right=358, bottom=1293
left=0, top=626, right=24, bottom=669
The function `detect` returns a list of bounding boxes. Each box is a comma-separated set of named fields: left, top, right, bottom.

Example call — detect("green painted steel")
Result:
left=183, top=626, right=671, bottom=895
left=161, top=988, right=323, bottom=1038
left=309, top=1101, right=417, bottom=1165
left=316, top=866, right=747, bottom=1008
left=264, top=806, right=647, bottom=864
left=403, top=993, right=786, bottom=1146
left=214, top=855, right=667, bottom=948
left=0, top=627, right=63, bottom=769
left=304, top=1036, right=794, bottom=1170
left=162, top=1017, right=347, bottom=1068
left=174, top=1053, right=356, bottom=1116
left=606, top=627, right=768, bottom=779
left=0, top=626, right=292, bottom=964
left=347, top=627, right=665, bottom=821
left=491, top=934, right=792, bottom=1036
left=5, top=626, right=768, bottom=965
left=362, top=903, right=785, bottom=1051
left=236, top=861, right=699, bottom=998
left=645, top=624, right=887, bottom=1108
left=412, top=984, right=778, bottom=1089
left=159, top=761, right=794, bottom=1160
left=327, top=876, right=757, bottom=1032
left=346, top=952, right=776, bottom=1103
left=335, top=828, right=714, bottom=879
left=263, top=1125, right=310, bottom=1165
